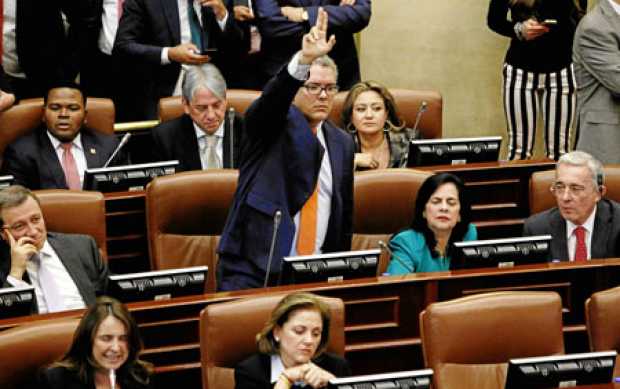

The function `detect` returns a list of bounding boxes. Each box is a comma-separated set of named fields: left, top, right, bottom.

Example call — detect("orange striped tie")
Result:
left=297, top=126, right=319, bottom=255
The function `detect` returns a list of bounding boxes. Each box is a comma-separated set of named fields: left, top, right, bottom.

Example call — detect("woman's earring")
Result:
left=274, top=337, right=280, bottom=342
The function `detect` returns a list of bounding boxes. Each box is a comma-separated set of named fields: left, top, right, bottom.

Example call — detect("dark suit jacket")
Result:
left=0, top=232, right=109, bottom=309
left=0, top=126, right=124, bottom=190
left=151, top=112, right=244, bottom=170
left=113, top=0, right=245, bottom=118
left=0, top=66, right=11, bottom=93
left=522, top=199, right=620, bottom=261
left=36, top=366, right=153, bottom=389
left=217, top=67, right=355, bottom=291
left=14, top=0, right=91, bottom=96
left=235, top=352, right=350, bottom=389
left=254, top=0, right=371, bottom=90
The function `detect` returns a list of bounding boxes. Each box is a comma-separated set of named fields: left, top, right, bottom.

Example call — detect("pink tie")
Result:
left=118, top=0, right=125, bottom=20
left=574, top=226, right=587, bottom=262
left=60, top=143, right=81, bottom=190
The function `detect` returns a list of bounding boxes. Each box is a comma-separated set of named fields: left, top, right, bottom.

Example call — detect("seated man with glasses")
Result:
left=151, top=63, right=244, bottom=171
left=217, top=8, right=355, bottom=291
left=0, top=185, right=108, bottom=314
left=523, top=151, right=620, bottom=262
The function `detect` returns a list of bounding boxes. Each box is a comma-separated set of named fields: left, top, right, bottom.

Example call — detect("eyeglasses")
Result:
left=303, top=83, right=339, bottom=96
left=189, top=102, right=224, bottom=114
left=550, top=182, right=590, bottom=197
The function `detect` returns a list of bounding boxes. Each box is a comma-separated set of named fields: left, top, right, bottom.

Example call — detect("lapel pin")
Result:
left=90, top=148, right=96, bottom=155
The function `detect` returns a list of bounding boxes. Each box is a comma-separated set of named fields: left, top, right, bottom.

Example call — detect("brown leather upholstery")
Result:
left=352, top=168, right=433, bottom=274
left=585, top=286, right=620, bottom=377
left=158, top=89, right=261, bottom=122
left=35, top=189, right=107, bottom=259
left=420, top=291, right=564, bottom=389
left=0, top=97, right=115, bottom=165
left=529, top=166, right=620, bottom=215
left=146, top=170, right=238, bottom=292
left=199, top=293, right=345, bottom=389
left=329, top=88, right=443, bottom=139
left=0, top=318, right=79, bottom=389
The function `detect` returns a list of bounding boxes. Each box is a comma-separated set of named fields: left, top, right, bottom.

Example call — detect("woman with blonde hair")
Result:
left=235, top=292, right=350, bottom=389
left=341, top=81, right=420, bottom=170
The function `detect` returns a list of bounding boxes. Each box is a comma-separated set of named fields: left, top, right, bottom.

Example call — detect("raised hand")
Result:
left=4, top=230, right=38, bottom=280
left=299, top=7, right=336, bottom=65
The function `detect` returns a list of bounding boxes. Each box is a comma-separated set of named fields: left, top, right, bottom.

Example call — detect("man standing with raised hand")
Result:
left=217, top=8, right=355, bottom=291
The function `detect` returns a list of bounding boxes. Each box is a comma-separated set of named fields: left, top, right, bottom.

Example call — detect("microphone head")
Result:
left=420, top=101, right=428, bottom=112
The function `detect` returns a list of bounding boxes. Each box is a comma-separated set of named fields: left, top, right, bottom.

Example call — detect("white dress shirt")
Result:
left=1, top=0, right=25, bottom=78
left=6, top=240, right=85, bottom=314
left=194, top=120, right=225, bottom=169
left=48, top=132, right=88, bottom=187
left=565, top=205, right=596, bottom=261
left=609, top=0, right=620, bottom=15
left=98, top=0, right=122, bottom=55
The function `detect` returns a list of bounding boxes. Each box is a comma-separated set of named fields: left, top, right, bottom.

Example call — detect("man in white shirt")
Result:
left=0, top=82, right=125, bottom=189
left=523, top=151, right=620, bottom=261
left=151, top=63, right=244, bottom=171
left=113, top=0, right=244, bottom=119
left=0, top=185, right=108, bottom=314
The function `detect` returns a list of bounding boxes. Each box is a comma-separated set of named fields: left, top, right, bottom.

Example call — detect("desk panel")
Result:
left=2, top=259, right=620, bottom=388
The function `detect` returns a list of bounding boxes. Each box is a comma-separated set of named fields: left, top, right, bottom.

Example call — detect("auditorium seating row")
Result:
left=2, top=285, right=620, bottom=389
left=0, top=88, right=442, bottom=166
left=30, top=165, right=620, bottom=292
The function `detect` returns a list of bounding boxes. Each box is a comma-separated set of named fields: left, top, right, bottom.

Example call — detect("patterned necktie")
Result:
left=574, top=226, right=587, bottom=262
left=60, top=143, right=81, bottom=190
left=187, top=0, right=203, bottom=49
left=297, top=126, right=319, bottom=255
left=35, top=254, right=65, bottom=312
left=205, top=135, right=220, bottom=169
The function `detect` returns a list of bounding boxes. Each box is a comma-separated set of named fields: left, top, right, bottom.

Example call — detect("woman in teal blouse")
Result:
left=387, top=173, right=478, bottom=274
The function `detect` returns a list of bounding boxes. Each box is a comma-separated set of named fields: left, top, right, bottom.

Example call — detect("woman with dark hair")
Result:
left=38, top=296, right=153, bottom=389
left=487, top=0, right=587, bottom=161
left=386, top=173, right=477, bottom=274
left=341, top=81, right=420, bottom=170
left=235, top=292, right=351, bottom=389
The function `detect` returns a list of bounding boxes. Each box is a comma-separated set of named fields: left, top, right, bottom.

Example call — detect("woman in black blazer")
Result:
left=235, top=293, right=351, bottom=389
left=37, top=297, right=154, bottom=389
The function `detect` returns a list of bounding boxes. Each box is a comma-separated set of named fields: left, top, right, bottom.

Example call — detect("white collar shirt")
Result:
left=48, top=132, right=88, bottom=187
left=565, top=204, right=597, bottom=261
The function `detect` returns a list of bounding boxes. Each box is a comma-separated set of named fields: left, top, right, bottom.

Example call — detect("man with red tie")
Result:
left=523, top=151, right=620, bottom=262
left=0, top=82, right=126, bottom=190
left=217, top=8, right=355, bottom=291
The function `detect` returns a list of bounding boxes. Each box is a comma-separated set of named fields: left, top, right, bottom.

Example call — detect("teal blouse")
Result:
left=386, top=224, right=478, bottom=274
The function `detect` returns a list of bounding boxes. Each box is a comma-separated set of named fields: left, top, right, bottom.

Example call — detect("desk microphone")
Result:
left=227, top=107, right=236, bottom=168
left=103, top=133, right=132, bottom=168
left=411, top=101, right=428, bottom=140
left=263, top=210, right=282, bottom=288
left=109, top=369, right=116, bottom=389
left=378, top=240, right=414, bottom=274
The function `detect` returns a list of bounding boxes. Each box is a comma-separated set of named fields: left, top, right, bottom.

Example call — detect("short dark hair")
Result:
left=43, top=81, right=87, bottom=106
left=410, top=173, right=471, bottom=261
left=256, top=293, right=332, bottom=357
left=52, top=296, right=152, bottom=385
left=0, top=185, right=40, bottom=227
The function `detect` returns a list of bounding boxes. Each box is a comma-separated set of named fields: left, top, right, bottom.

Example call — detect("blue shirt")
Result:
left=386, top=224, right=478, bottom=274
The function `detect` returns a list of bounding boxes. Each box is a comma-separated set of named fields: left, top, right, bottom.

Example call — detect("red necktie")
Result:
left=60, top=143, right=82, bottom=190
left=574, top=226, right=587, bottom=262
left=297, top=126, right=319, bottom=255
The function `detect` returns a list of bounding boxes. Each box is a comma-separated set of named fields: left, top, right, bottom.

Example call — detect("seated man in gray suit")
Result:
left=0, top=185, right=108, bottom=314
left=151, top=63, right=244, bottom=171
left=523, top=151, right=620, bottom=262
left=573, top=0, right=620, bottom=164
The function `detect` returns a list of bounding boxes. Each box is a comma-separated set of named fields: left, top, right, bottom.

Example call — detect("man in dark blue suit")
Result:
left=253, top=0, right=371, bottom=90
left=217, top=8, right=354, bottom=291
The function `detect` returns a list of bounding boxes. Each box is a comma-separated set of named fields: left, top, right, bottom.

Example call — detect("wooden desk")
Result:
left=2, top=259, right=619, bottom=388
left=418, top=159, right=556, bottom=239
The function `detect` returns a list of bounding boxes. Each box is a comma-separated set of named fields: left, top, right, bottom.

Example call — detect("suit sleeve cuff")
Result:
left=217, top=11, right=229, bottom=30
left=6, top=275, right=29, bottom=288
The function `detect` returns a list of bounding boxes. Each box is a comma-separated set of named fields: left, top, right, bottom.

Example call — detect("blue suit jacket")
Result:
left=217, top=67, right=355, bottom=291
left=254, top=0, right=371, bottom=89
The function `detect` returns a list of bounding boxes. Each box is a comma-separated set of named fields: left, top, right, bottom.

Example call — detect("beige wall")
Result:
left=358, top=0, right=581, bottom=158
